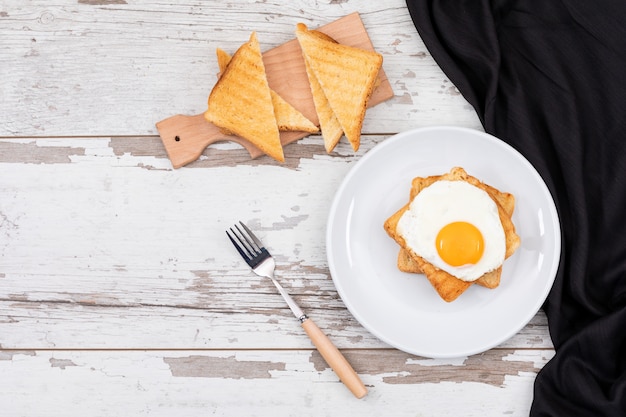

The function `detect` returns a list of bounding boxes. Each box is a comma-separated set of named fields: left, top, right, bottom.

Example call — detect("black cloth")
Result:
left=405, top=1, right=626, bottom=415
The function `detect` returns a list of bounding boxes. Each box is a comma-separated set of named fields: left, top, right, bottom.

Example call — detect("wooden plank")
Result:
left=0, top=349, right=554, bottom=416
left=0, top=1, right=481, bottom=137
left=0, top=136, right=552, bottom=350
left=0, top=301, right=552, bottom=350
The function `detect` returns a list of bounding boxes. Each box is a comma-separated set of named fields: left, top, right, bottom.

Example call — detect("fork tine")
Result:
left=238, top=221, right=265, bottom=249
left=234, top=223, right=260, bottom=255
left=231, top=226, right=256, bottom=256
left=226, top=229, right=251, bottom=262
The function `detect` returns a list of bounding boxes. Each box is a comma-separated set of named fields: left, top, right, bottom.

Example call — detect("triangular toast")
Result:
left=301, top=54, right=343, bottom=152
left=216, top=48, right=318, bottom=134
left=297, top=32, right=343, bottom=153
left=204, top=33, right=284, bottom=162
left=295, top=23, right=382, bottom=151
left=215, top=47, right=232, bottom=76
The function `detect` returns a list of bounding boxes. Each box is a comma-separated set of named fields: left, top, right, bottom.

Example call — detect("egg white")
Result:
left=397, top=180, right=506, bottom=281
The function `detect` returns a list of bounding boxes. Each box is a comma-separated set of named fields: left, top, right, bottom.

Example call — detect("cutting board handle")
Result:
left=156, top=114, right=261, bottom=168
left=156, top=114, right=312, bottom=168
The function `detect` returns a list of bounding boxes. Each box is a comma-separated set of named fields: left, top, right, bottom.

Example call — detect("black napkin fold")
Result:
left=405, top=0, right=626, bottom=415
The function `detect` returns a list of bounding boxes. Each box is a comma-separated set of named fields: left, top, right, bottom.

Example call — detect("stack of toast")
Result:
left=384, top=167, right=521, bottom=302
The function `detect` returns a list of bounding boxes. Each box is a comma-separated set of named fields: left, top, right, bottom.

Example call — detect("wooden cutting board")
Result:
left=156, top=12, right=394, bottom=168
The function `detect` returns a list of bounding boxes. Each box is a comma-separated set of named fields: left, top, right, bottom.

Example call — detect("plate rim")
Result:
left=326, top=126, right=561, bottom=358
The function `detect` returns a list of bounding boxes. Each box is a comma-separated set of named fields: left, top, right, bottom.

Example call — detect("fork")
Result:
left=226, top=221, right=368, bottom=399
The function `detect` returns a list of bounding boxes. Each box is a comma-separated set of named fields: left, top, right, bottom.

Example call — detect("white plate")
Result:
left=326, top=126, right=560, bottom=358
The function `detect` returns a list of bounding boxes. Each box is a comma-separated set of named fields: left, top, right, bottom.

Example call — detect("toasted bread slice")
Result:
left=384, top=167, right=521, bottom=302
left=270, top=90, right=319, bottom=133
left=297, top=30, right=343, bottom=152
left=385, top=203, right=472, bottom=302
left=214, top=48, right=237, bottom=137
left=301, top=48, right=343, bottom=152
left=295, top=23, right=382, bottom=151
left=216, top=47, right=231, bottom=77
left=397, top=170, right=517, bottom=289
left=215, top=47, right=318, bottom=135
left=397, top=239, right=503, bottom=289
left=204, top=33, right=284, bottom=162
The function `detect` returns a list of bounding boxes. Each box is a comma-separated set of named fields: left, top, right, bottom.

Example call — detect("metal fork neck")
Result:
left=253, top=257, right=275, bottom=278
left=268, top=276, right=306, bottom=322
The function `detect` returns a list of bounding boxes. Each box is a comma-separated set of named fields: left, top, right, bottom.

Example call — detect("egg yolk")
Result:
left=436, top=221, right=484, bottom=267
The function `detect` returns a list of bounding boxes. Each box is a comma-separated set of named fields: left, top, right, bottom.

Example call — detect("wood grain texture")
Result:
left=0, top=349, right=554, bottom=417
left=0, top=1, right=480, bottom=137
left=0, top=1, right=552, bottom=415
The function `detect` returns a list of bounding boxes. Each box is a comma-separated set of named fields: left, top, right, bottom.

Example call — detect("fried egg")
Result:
left=397, top=180, right=506, bottom=281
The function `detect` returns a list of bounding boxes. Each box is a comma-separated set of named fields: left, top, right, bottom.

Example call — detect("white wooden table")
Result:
left=0, top=1, right=554, bottom=415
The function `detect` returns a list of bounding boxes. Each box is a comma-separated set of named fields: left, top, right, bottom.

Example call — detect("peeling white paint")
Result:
left=406, top=356, right=469, bottom=367
left=0, top=350, right=541, bottom=416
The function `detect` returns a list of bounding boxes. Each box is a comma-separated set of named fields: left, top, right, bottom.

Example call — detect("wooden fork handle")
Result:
left=301, top=318, right=368, bottom=399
